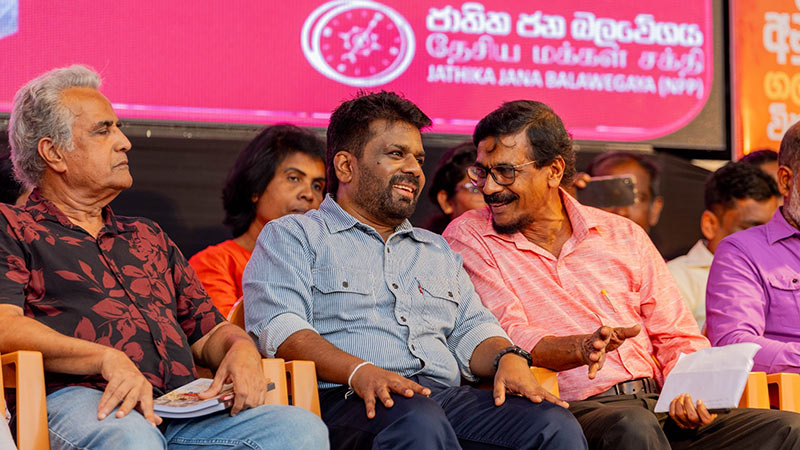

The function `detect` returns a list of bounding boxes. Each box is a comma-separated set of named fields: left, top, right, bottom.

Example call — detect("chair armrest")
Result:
left=260, top=358, right=320, bottom=416
left=2, top=351, right=49, bottom=450
left=739, top=371, right=769, bottom=409
left=261, top=358, right=289, bottom=406
left=767, top=372, right=800, bottom=412
left=285, top=361, right=320, bottom=416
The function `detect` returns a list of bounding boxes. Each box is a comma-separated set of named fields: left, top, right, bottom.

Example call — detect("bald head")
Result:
left=779, top=122, right=800, bottom=173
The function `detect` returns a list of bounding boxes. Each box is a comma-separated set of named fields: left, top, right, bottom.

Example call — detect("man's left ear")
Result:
left=649, top=196, right=664, bottom=227
left=548, top=157, right=565, bottom=188
left=777, top=165, right=794, bottom=198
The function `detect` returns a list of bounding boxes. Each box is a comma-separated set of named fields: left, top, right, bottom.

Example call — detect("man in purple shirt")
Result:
left=706, top=121, right=800, bottom=373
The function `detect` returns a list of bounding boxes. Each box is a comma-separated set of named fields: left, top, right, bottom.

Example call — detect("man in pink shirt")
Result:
left=706, top=123, right=800, bottom=374
left=444, top=100, right=800, bottom=450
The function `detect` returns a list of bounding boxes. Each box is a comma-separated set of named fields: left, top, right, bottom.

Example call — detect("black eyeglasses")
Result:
left=467, top=161, right=536, bottom=187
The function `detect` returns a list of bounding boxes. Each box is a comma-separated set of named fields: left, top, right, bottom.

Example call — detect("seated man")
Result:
left=706, top=123, right=800, bottom=375
left=0, top=66, right=327, bottom=450
left=243, top=91, right=587, bottom=450
left=668, top=162, right=779, bottom=327
left=443, top=100, right=800, bottom=450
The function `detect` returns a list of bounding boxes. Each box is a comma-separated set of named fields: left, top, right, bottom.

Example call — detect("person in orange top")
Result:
left=190, top=124, right=325, bottom=317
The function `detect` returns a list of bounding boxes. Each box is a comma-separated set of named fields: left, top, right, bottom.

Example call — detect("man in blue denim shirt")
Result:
left=243, top=92, right=588, bottom=450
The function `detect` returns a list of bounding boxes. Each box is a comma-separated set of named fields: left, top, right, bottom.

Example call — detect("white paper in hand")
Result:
left=653, top=343, right=761, bottom=413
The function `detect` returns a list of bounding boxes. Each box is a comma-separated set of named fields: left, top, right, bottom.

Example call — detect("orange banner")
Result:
left=731, top=0, right=800, bottom=159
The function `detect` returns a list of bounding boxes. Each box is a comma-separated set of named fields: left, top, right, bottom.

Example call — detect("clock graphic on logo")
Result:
left=301, top=0, right=416, bottom=87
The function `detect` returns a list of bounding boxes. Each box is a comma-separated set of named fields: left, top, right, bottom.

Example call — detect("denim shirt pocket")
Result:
left=767, top=273, right=800, bottom=330
left=416, top=276, right=460, bottom=334
left=312, top=267, right=375, bottom=324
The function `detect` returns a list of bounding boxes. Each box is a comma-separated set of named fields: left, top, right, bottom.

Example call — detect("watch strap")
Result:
left=493, top=345, right=533, bottom=370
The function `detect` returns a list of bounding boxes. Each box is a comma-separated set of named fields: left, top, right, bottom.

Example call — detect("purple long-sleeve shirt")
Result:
left=706, top=208, right=800, bottom=373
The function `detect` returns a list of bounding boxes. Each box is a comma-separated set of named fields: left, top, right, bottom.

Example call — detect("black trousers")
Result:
left=319, top=376, right=588, bottom=450
left=568, top=392, right=800, bottom=450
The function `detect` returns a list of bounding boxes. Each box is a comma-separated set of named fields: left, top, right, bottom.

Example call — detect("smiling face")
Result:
left=59, top=87, right=132, bottom=195
left=475, top=131, right=562, bottom=234
left=349, top=119, right=425, bottom=224
left=251, top=151, right=326, bottom=230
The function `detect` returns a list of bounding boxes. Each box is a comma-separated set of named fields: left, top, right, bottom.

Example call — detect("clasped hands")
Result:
left=579, top=324, right=716, bottom=429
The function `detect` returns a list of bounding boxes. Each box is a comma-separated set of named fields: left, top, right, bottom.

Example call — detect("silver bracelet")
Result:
left=347, top=361, right=374, bottom=387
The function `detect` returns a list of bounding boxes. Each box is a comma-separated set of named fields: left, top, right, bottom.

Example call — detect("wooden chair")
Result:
left=227, top=299, right=320, bottom=415
left=765, top=372, right=800, bottom=412
left=228, top=297, right=245, bottom=328
left=739, top=371, right=770, bottom=409
left=1, top=347, right=320, bottom=450
left=1, top=351, right=50, bottom=450
left=736, top=371, right=800, bottom=412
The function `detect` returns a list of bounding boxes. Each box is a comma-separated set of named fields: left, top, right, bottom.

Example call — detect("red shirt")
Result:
left=0, top=190, right=224, bottom=395
left=189, top=239, right=252, bottom=318
left=444, top=190, right=707, bottom=401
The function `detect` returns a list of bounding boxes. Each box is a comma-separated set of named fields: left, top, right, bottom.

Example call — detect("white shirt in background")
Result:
left=667, top=240, right=714, bottom=329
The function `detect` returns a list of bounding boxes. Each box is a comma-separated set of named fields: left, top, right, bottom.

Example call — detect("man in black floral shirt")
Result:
left=0, top=65, right=328, bottom=449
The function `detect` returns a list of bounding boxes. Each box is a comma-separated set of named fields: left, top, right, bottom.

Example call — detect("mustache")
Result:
left=390, top=174, right=420, bottom=190
left=484, top=192, right=519, bottom=204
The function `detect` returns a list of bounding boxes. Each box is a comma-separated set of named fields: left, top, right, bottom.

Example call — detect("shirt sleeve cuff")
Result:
left=754, top=338, right=800, bottom=373
left=251, top=312, right=316, bottom=358
left=454, top=322, right=510, bottom=381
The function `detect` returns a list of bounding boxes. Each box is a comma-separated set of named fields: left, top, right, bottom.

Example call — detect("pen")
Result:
left=600, top=289, right=617, bottom=313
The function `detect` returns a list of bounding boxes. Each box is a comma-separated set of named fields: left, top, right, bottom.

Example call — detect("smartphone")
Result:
left=577, top=175, right=637, bottom=208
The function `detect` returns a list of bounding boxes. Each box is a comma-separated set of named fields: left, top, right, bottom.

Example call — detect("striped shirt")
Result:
left=243, top=195, right=508, bottom=389
left=443, top=189, right=708, bottom=401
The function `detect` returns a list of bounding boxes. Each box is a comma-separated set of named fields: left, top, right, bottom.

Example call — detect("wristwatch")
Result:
left=493, top=345, right=533, bottom=370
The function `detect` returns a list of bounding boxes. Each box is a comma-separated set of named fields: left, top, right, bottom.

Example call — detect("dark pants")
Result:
left=319, top=376, right=587, bottom=450
left=568, top=393, right=800, bottom=450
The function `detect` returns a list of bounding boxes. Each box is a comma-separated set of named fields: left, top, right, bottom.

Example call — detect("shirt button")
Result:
left=400, top=316, right=407, bottom=322
left=342, top=281, right=349, bottom=288
left=387, top=248, right=391, bottom=253
left=447, top=291, right=453, bottom=297
left=411, top=344, right=416, bottom=351
left=392, top=283, right=398, bottom=289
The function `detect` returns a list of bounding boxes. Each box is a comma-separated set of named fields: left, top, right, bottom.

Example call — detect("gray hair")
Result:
left=8, top=65, right=101, bottom=189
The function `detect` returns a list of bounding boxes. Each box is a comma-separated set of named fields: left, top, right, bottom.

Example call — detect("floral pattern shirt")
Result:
left=0, top=190, right=224, bottom=396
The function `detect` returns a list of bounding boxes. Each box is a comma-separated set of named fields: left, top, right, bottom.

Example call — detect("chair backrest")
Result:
left=2, top=351, right=50, bottom=450
left=228, top=298, right=244, bottom=328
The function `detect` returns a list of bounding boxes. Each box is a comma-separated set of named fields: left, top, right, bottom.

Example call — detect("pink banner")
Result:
left=0, top=0, right=713, bottom=140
